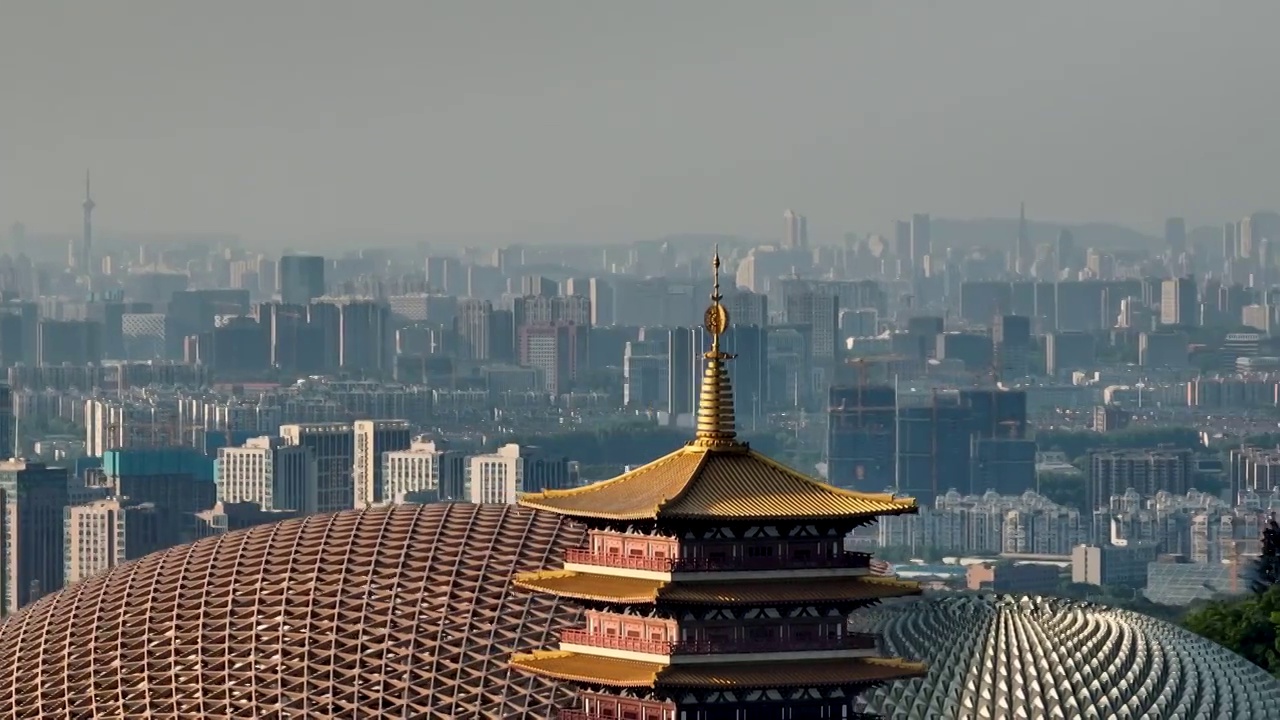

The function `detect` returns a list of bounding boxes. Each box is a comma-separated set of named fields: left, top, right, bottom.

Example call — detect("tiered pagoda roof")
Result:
left=509, top=250, right=926, bottom=708
left=520, top=275, right=916, bottom=523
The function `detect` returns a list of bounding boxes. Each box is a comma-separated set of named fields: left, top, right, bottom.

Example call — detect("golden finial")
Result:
left=704, top=245, right=729, bottom=356
left=692, top=245, right=740, bottom=450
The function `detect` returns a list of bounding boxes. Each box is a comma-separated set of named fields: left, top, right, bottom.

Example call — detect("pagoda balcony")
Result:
left=560, top=629, right=881, bottom=656
left=564, top=549, right=872, bottom=573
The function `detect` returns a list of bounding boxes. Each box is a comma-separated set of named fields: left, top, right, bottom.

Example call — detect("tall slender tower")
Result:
left=81, top=171, right=95, bottom=274
left=1014, top=201, right=1029, bottom=275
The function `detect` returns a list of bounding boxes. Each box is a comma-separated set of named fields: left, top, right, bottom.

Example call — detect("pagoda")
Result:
left=510, top=251, right=925, bottom=720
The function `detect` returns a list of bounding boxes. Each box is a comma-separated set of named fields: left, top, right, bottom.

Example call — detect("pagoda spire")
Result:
left=691, top=246, right=739, bottom=449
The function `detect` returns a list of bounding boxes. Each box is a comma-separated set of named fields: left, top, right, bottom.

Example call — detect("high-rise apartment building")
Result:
left=783, top=208, right=807, bottom=249
left=353, top=420, right=412, bottom=507
left=1160, top=277, right=1198, bottom=326
left=0, top=460, right=68, bottom=615
left=64, top=499, right=166, bottom=585
left=382, top=438, right=467, bottom=502
left=37, top=320, right=102, bottom=365
left=993, top=315, right=1031, bottom=379
left=1165, top=217, right=1187, bottom=256
left=278, top=255, right=325, bottom=305
left=1088, top=448, right=1192, bottom=511
left=1044, top=331, right=1096, bottom=376
left=911, top=213, right=931, bottom=267
left=454, top=299, right=493, bottom=360
left=280, top=423, right=355, bottom=513
left=216, top=436, right=317, bottom=513
left=468, top=444, right=577, bottom=504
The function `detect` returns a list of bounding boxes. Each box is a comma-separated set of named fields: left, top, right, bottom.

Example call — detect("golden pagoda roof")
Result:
left=519, top=249, right=917, bottom=523
left=508, top=651, right=926, bottom=689
left=519, top=443, right=916, bottom=521
left=513, top=569, right=923, bottom=605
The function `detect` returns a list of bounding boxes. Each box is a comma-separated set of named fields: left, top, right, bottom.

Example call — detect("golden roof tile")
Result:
left=519, top=445, right=917, bottom=521
left=514, top=570, right=922, bottom=606
left=508, top=650, right=662, bottom=687
left=509, top=651, right=927, bottom=689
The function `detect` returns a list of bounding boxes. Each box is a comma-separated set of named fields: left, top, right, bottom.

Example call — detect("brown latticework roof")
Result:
left=0, top=503, right=587, bottom=719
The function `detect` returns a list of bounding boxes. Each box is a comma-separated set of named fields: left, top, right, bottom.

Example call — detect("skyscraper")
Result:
left=783, top=208, right=807, bottom=249
left=1014, top=202, right=1029, bottom=275
left=1160, top=277, right=1198, bottom=326
left=1165, top=217, right=1188, bottom=257
left=353, top=420, right=412, bottom=507
left=79, top=171, right=94, bottom=274
left=0, top=460, right=68, bottom=614
left=280, top=423, right=355, bottom=513
left=278, top=255, right=326, bottom=305
left=910, top=213, right=931, bottom=268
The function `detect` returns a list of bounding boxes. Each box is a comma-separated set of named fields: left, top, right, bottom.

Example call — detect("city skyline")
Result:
left=6, top=2, right=1280, bottom=243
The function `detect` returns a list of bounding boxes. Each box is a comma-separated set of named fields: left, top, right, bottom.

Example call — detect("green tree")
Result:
left=1254, top=515, right=1280, bottom=594
left=1183, top=585, right=1280, bottom=676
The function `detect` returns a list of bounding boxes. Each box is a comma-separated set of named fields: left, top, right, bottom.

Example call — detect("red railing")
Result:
left=563, top=549, right=872, bottom=573
left=559, top=629, right=673, bottom=655
left=558, top=630, right=880, bottom=655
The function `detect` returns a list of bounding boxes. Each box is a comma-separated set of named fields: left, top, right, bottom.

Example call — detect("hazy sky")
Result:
left=3, top=1, right=1278, bottom=246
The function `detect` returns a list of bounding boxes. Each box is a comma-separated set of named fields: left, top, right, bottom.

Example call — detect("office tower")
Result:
left=1055, top=228, right=1076, bottom=276
left=1240, top=216, right=1255, bottom=259
left=782, top=287, right=839, bottom=365
left=280, top=423, right=355, bottom=513
left=517, top=323, right=581, bottom=394
left=454, top=299, right=493, bottom=360
left=1044, top=331, right=1096, bottom=376
left=513, top=295, right=592, bottom=327
left=910, top=213, right=931, bottom=267
left=0, top=460, right=69, bottom=614
left=1223, top=221, right=1239, bottom=261
left=353, top=420, right=412, bottom=507
left=623, top=337, right=667, bottom=409
left=216, top=436, right=317, bottom=513
left=783, top=208, right=807, bottom=249
left=1088, top=448, right=1192, bottom=511
left=64, top=499, right=165, bottom=585
left=587, top=278, right=615, bottom=326
left=36, top=319, right=102, bottom=365
left=993, top=315, right=1031, bottom=379
left=1160, top=277, right=1197, bottom=326
left=1014, top=203, right=1029, bottom=275
left=667, top=327, right=696, bottom=418
left=894, top=220, right=912, bottom=259
left=826, top=385, right=896, bottom=492
left=0, top=384, right=11, bottom=458
left=1138, top=331, right=1189, bottom=368
left=725, top=290, right=768, bottom=327
left=278, top=255, right=326, bottom=305
left=313, top=298, right=393, bottom=377
left=382, top=438, right=467, bottom=502
left=1165, top=217, right=1187, bottom=256
left=467, top=443, right=577, bottom=504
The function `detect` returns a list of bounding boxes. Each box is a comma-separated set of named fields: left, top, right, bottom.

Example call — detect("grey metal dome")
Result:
left=850, top=594, right=1280, bottom=720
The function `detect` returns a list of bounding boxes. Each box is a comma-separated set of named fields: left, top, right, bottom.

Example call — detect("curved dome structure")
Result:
left=0, top=503, right=586, bottom=718
left=850, top=595, right=1280, bottom=720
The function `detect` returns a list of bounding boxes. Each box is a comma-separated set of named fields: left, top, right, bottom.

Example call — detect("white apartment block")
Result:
left=217, top=436, right=317, bottom=514
left=469, top=444, right=525, bottom=505
left=64, top=499, right=127, bottom=585
left=382, top=438, right=465, bottom=503
left=64, top=498, right=161, bottom=586
left=467, top=443, right=577, bottom=505
left=353, top=420, right=412, bottom=507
